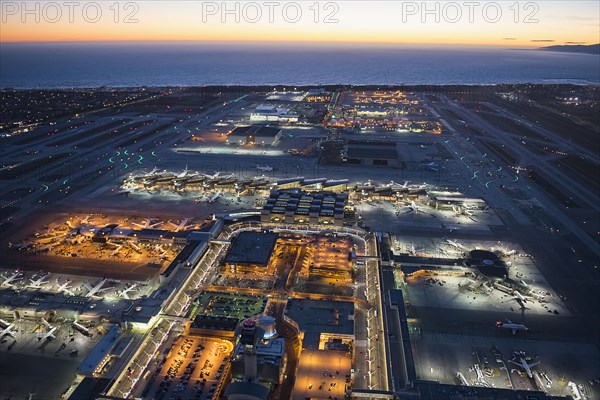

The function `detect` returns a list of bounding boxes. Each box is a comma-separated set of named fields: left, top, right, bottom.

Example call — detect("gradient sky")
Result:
left=1, top=1, right=598, bottom=46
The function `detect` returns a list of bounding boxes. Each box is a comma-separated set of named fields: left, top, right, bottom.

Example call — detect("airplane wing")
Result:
left=506, top=319, right=513, bottom=324
left=83, top=283, right=92, bottom=291
left=98, top=287, right=114, bottom=293
left=528, top=361, right=540, bottom=368
left=508, top=360, right=520, bottom=367
left=512, top=328, right=516, bottom=335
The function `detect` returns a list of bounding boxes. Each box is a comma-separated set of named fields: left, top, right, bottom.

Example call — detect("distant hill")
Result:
left=539, top=44, right=599, bottom=55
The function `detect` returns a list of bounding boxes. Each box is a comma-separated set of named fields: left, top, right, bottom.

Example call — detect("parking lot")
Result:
left=142, top=336, right=232, bottom=400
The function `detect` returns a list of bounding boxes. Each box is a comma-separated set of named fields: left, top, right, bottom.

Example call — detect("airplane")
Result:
left=408, top=243, right=425, bottom=256
left=422, top=162, right=439, bottom=172
left=513, top=291, right=532, bottom=303
left=132, top=219, right=162, bottom=229
left=110, top=245, right=122, bottom=257
left=83, top=278, right=113, bottom=298
left=145, top=167, right=159, bottom=176
left=38, top=318, right=58, bottom=342
left=8, top=241, right=33, bottom=251
left=168, top=218, right=195, bottom=232
left=444, top=238, right=467, bottom=251
left=441, top=222, right=460, bottom=233
left=1, top=270, right=22, bottom=287
left=55, top=280, right=74, bottom=295
left=202, top=171, right=222, bottom=179
left=194, top=195, right=208, bottom=204
left=203, top=171, right=233, bottom=180
left=176, top=165, right=191, bottom=178
left=72, top=320, right=91, bottom=337
left=208, top=191, right=223, bottom=203
left=509, top=351, right=539, bottom=378
left=29, top=274, right=50, bottom=288
left=120, top=283, right=138, bottom=299
left=398, top=200, right=420, bottom=214
left=256, top=164, right=273, bottom=172
left=0, top=319, right=17, bottom=339
left=496, top=319, right=529, bottom=335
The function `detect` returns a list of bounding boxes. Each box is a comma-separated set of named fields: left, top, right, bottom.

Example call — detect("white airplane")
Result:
left=194, top=195, right=208, bottom=204
left=440, top=222, right=460, bottom=233
left=8, top=241, right=33, bottom=251
left=132, top=219, right=162, bottom=229
left=256, top=164, right=273, bottom=172
left=203, top=171, right=233, bottom=180
left=72, top=320, right=91, bottom=337
left=83, top=278, right=113, bottom=298
left=0, top=319, right=17, bottom=339
left=202, top=171, right=222, bottom=179
left=110, top=245, right=122, bottom=257
left=408, top=243, right=425, bottom=256
left=399, top=200, right=419, bottom=214
left=146, top=167, right=159, bottom=176
left=120, top=283, right=138, bottom=299
left=29, top=274, right=50, bottom=288
left=509, top=352, right=539, bottom=378
left=208, top=191, right=223, bottom=203
left=56, top=280, right=74, bottom=295
left=168, top=218, right=194, bottom=232
left=444, top=238, right=467, bottom=251
left=1, top=270, right=22, bottom=287
left=423, top=162, right=439, bottom=172
left=38, top=318, right=58, bottom=342
left=177, top=165, right=191, bottom=178
left=496, top=319, right=529, bottom=335
left=513, top=291, right=532, bottom=303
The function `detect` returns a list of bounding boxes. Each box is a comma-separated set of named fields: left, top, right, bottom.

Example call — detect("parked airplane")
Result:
left=8, top=241, right=33, bottom=251
left=0, top=319, right=17, bottom=339
left=72, top=320, right=92, bottom=337
left=120, top=283, right=138, bottom=299
left=256, top=164, right=273, bottom=172
left=38, top=318, right=58, bottom=342
left=509, top=351, right=539, bottom=378
left=145, top=167, right=159, bottom=176
left=169, top=218, right=194, bottom=232
left=408, top=243, right=425, bottom=256
left=208, top=191, right=223, bottom=203
left=29, top=274, right=50, bottom=288
left=496, top=319, right=529, bottom=335
left=423, top=162, right=440, bottom=172
left=194, top=195, right=208, bottom=204
left=203, top=171, right=223, bottom=179
left=83, top=278, right=113, bottom=298
left=440, top=222, right=460, bottom=233
left=132, top=219, right=162, bottom=229
left=1, top=270, right=22, bottom=287
left=513, top=291, right=532, bottom=303
left=56, top=280, right=74, bottom=296
left=444, top=238, right=467, bottom=251
left=176, top=165, right=191, bottom=178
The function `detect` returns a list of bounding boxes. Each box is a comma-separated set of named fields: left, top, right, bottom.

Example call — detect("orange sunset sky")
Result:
left=1, top=1, right=598, bottom=47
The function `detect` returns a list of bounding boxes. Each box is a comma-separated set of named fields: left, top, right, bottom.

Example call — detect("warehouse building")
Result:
left=227, top=125, right=282, bottom=146
left=343, top=140, right=401, bottom=167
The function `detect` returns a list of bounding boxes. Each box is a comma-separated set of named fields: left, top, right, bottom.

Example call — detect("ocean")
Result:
left=1, top=42, right=599, bottom=88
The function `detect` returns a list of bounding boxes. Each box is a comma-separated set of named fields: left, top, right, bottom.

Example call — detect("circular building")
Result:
left=464, top=249, right=508, bottom=279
